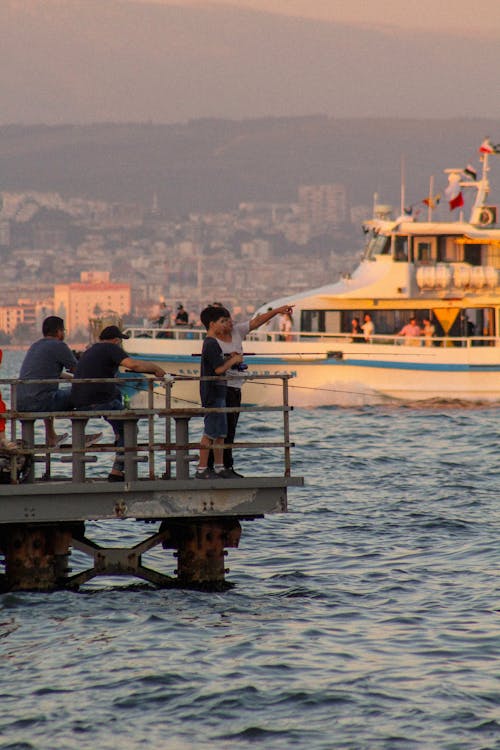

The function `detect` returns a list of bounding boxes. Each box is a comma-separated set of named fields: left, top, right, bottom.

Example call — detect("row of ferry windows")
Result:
left=301, top=309, right=496, bottom=337
left=365, top=234, right=500, bottom=267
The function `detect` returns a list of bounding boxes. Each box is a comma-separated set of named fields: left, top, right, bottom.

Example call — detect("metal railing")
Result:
left=123, top=325, right=499, bottom=348
left=0, top=373, right=294, bottom=484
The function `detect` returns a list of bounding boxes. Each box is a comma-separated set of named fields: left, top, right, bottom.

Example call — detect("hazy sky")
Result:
left=3, top=0, right=500, bottom=123
left=137, top=0, right=500, bottom=35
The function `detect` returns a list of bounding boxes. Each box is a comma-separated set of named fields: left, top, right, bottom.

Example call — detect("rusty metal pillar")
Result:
left=160, top=518, right=241, bottom=589
left=0, top=524, right=75, bottom=591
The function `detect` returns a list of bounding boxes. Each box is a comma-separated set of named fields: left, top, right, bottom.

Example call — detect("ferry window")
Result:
left=438, top=237, right=462, bottom=262
left=344, top=309, right=435, bottom=335
left=463, top=244, right=481, bottom=266
left=365, top=233, right=390, bottom=259
left=301, top=310, right=325, bottom=332
left=416, top=241, right=433, bottom=263
left=324, top=311, right=341, bottom=333
left=394, top=236, right=408, bottom=261
left=484, top=244, right=500, bottom=268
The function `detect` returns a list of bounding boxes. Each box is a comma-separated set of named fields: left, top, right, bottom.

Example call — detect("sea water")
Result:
left=0, top=350, right=499, bottom=749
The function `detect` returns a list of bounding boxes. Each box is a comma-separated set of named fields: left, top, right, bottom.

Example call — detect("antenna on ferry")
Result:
left=427, top=175, right=434, bottom=221
left=400, top=155, right=405, bottom=216
left=469, top=150, right=490, bottom=223
left=444, top=146, right=493, bottom=224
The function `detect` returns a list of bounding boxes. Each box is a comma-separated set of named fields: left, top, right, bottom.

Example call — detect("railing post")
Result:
left=163, top=377, right=173, bottom=479
left=282, top=375, right=291, bottom=477
left=71, top=417, right=87, bottom=482
left=123, top=417, right=138, bottom=482
left=147, top=378, right=155, bottom=479
left=174, top=416, right=190, bottom=480
left=21, top=419, right=36, bottom=483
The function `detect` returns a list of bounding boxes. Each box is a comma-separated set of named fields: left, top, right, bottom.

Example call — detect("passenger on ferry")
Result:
left=16, top=316, right=77, bottom=447
left=174, top=304, right=189, bottom=326
left=279, top=312, right=294, bottom=342
left=397, top=317, right=422, bottom=345
left=195, top=306, right=244, bottom=480
left=361, top=313, right=375, bottom=342
left=206, top=303, right=294, bottom=478
left=71, top=325, right=166, bottom=482
left=350, top=317, right=364, bottom=341
left=422, top=318, right=436, bottom=347
left=150, top=300, right=169, bottom=328
left=262, top=307, right=280, bottom=340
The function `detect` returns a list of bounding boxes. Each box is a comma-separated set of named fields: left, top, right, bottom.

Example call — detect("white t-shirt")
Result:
left=362, top=320, right=374, bottom=340
left=216, top=321, right=250, bottom=390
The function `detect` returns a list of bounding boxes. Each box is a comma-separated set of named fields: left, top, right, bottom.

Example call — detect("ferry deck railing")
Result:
left=124, top=325, right=499, bottom=348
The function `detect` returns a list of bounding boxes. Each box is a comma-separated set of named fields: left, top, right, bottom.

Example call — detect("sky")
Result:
left=2, top=0, right=500, bottom=124
left=136, top=0, right=500, bottom=36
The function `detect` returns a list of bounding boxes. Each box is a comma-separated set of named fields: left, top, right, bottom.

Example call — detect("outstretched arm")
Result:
left=121, top=356, right=166, bottom=378
left=248, top=304, right=294, bottom=332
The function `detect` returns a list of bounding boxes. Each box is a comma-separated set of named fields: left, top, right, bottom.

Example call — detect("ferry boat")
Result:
left=124, top=147, right=500, bottom=406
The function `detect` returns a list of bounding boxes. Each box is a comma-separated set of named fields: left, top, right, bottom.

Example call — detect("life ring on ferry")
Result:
left=477, top=207, right=497, bottom=226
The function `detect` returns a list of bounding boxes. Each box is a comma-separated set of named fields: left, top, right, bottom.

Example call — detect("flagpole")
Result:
left=427, top=176, right=434, bottom=221
left=400, top=155, right=405, bottom=215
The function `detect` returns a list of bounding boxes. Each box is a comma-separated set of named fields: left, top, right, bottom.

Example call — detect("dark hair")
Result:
left=200, top=305, right=230, bottom=330
left=42, top=315, right=65, bottom=337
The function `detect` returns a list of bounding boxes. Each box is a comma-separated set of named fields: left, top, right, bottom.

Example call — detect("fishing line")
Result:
left=124, top=376, right=385, bottom=401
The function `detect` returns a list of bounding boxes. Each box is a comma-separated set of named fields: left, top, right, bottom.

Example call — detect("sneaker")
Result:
left=85, top=432, right=103, bottom=448
left=218, top=467, right=244, bottom=478
left=194, top=468, right=221, bottom=479
left=107, top=472, right=124, bottom=482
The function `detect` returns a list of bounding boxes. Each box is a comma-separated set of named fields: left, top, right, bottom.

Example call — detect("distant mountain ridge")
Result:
left=1, top=118, right=499, bottom=216
left=1, top=0, right=500, bottom=124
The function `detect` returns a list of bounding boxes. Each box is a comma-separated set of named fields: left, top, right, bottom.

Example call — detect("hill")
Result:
left=0, top=118, right=498, bottom=215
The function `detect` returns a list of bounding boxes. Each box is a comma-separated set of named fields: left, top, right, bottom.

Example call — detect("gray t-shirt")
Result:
left=216, top=321, right=250, bottom=390
left=17, top=338, right=77, bottom=409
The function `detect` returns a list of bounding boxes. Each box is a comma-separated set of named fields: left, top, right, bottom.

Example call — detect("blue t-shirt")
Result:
left=200, top=336, right=226, bottom=407
left=17, top=337, right=77, bottom=409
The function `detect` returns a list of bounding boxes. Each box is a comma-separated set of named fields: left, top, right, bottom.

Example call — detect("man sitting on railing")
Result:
left=71, top=325, right=166, bottom=482
left=16, top=316, right=77, bottom=447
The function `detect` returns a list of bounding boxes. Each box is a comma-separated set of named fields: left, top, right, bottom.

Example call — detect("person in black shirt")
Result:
left=174, top=304, right=189, bottom=326
left=195, top=307, right=242, bottom=479
left=71, top=325, right=165, bottom=481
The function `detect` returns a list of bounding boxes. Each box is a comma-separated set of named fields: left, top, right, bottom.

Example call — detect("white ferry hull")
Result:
left=124, top=339, right=500, bottom=406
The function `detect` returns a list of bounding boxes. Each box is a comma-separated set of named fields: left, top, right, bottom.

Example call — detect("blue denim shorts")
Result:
left=203, top=397, right=227, bottom=439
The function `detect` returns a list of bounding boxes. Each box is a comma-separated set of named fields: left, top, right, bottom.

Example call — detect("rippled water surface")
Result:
left=1, top=350, right=499, bottom=749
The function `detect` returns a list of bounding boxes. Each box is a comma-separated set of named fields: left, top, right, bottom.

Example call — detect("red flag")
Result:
left=449, top=192, right=464, bottom=210
left=479, top=138, right=494, bottom=154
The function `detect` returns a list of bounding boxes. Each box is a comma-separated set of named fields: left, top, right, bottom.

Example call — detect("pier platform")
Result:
left=0, top=373, right=303, bottom=592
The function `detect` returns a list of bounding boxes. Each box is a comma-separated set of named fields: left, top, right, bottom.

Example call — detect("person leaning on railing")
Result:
left=70, top=325, right=166, bottom=482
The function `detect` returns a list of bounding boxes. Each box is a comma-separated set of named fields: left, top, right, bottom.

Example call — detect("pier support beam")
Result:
left=0, top=524, right=77, bottom=591
left=160, top=518, right=242, bottom=590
